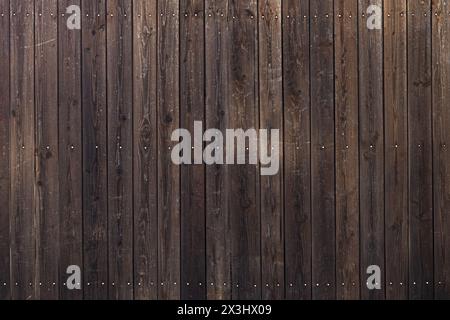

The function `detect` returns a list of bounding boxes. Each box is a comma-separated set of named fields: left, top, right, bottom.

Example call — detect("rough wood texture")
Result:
left=106, top=0, right=134, bottom=300
left=229, top=0, right=260, bottom=300
left=35, top=0, right=59, bottom=300
left=10, top=0, right=36, bottom=300
left=283, top=0, right=311, bottom=300
left=205, top=0, right=232, bottom=301
left=408, top=0, right=434, bottom=300
left=58, top=0, right=83, bottom=301
left=82, top=0, right=108, bottom=300
left=133, top=0, right=158, bottom=301
left=432, top=0, right=450, bottom=300
left=335, top=0, right=360, bottom=300
left=157, top=0, right=180, bottom=300
left=311, top=0, right=335, bottom=300
left=358, top=0, right=385, bottom=300
left=259, top=0, right=283, bottom=301
left=180, top=0, right=206, bottom=301
left=0, top=0, right=449, bottom=300
left=0, top=0, right=10, bottom=301
left=384, top=0, right=408, bottom=300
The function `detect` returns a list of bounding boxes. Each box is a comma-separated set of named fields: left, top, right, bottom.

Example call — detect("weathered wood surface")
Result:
left=0, top=0, right=447, bottom=300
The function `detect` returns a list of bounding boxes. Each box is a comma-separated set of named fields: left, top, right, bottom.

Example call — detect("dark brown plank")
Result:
left=179, top=0, right=206, bottom=300
left=310, top=0, right=335, bottom=300
left=408, top=0, right=434, bottom=300
left=334, top=0, right=360, bottom=300
left=82, top=0, right=108, bottom=300
left=0, top=0, right=10, bottom=301
left=133, top=0, right=158, bottom=301
left=384, top=0, right=408, bottom=300
left=58, top=0, right=83, bottom=300
left=358, top=0, right=385, bottom=300
left=229, top=0, right=261, bottom=300
left=158, top=0, right=180, bottom=300
left=205, top=0, right=232, bottom=300
left=35, top=0, right=59, bottom=300
left=10, top=0, right=36, bottom=300
left=282, top=0, right=311, bottom=300
left=259, top=0, right=284, bottom=300
left=432, top=0, right=450, bottom=300
left=106, top=0, right=134, bottom=300
left=180, top=0, right=206, bottom=300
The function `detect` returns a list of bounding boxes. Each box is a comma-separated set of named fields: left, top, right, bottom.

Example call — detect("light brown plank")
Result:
left=133, top=0, right=158, bottom=300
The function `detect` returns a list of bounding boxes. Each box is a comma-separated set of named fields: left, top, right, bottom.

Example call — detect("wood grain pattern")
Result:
left=0, top=0, right=449, bottom=301
left=432, top=0, right=450, bottom=300
left=310, top=0, right=335, bottom=300
left=106, top=0, right=134, bottom=300
left=205, top=0, right=231, bottom=301
left=283, top=0, right=311, bottom=301
left=58, top=0, right=83, bottom=301
left=157, top=0, right=180, bottom=300
left=384, top=0, right=408, bottom=300
left=259, top=0, right=283, bottom=301
left=408, top=0, right=434, bottom=300
left=35, top=0, right=59, bottom=300
left=0, top=0, right=10, bottom=301
left=180, top=0, right=206, bottom=301
left=229, top=0, right=260, bottom=300
left=358, top=0, right=385, bottom=300
left=133, top=0, right=158, bottom=301
left=10, top=0, right=36, bottom=300
left=82, top=0, right=108, bottom=300
left=335, top=0, right=360, bottom=300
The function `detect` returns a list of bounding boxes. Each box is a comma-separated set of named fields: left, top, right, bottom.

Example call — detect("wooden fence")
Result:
left=0, top=0, right=449, bottom=300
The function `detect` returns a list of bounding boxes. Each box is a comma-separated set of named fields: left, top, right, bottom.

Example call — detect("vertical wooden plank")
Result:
left=10, top=0, right=36, bottom=300
left=282, top=0, right=311, bottom=300
left=310, top=0, right=335, bottom=300
left=205, top=0, right=231, bottom=300
left=408, top=0, right=434, bottom=300
left=82, top=0, right=108, bottom=300
left=259, top=0, right=283, bottom=300
left=384, top=0, right=408, bottom=300
left=0, top=0, right=10, bottom=301
left=229, top=0, right=260, bottom=300
left=35, top=0, right=59, bottom=300
left=180, top=0, right=206, bottom=300
left=335, top=0, right=360, bottom=300
left=358, top=0, right=385, bottom=300
left=58, top=0, right=83, bottom=300
left=432, top=0, right=450, bottom=300
left=158, top=0, right=180, bottom=300
left=133, top=0, right=158, bottom=301
left=106, top=0, right=133, bottom=300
